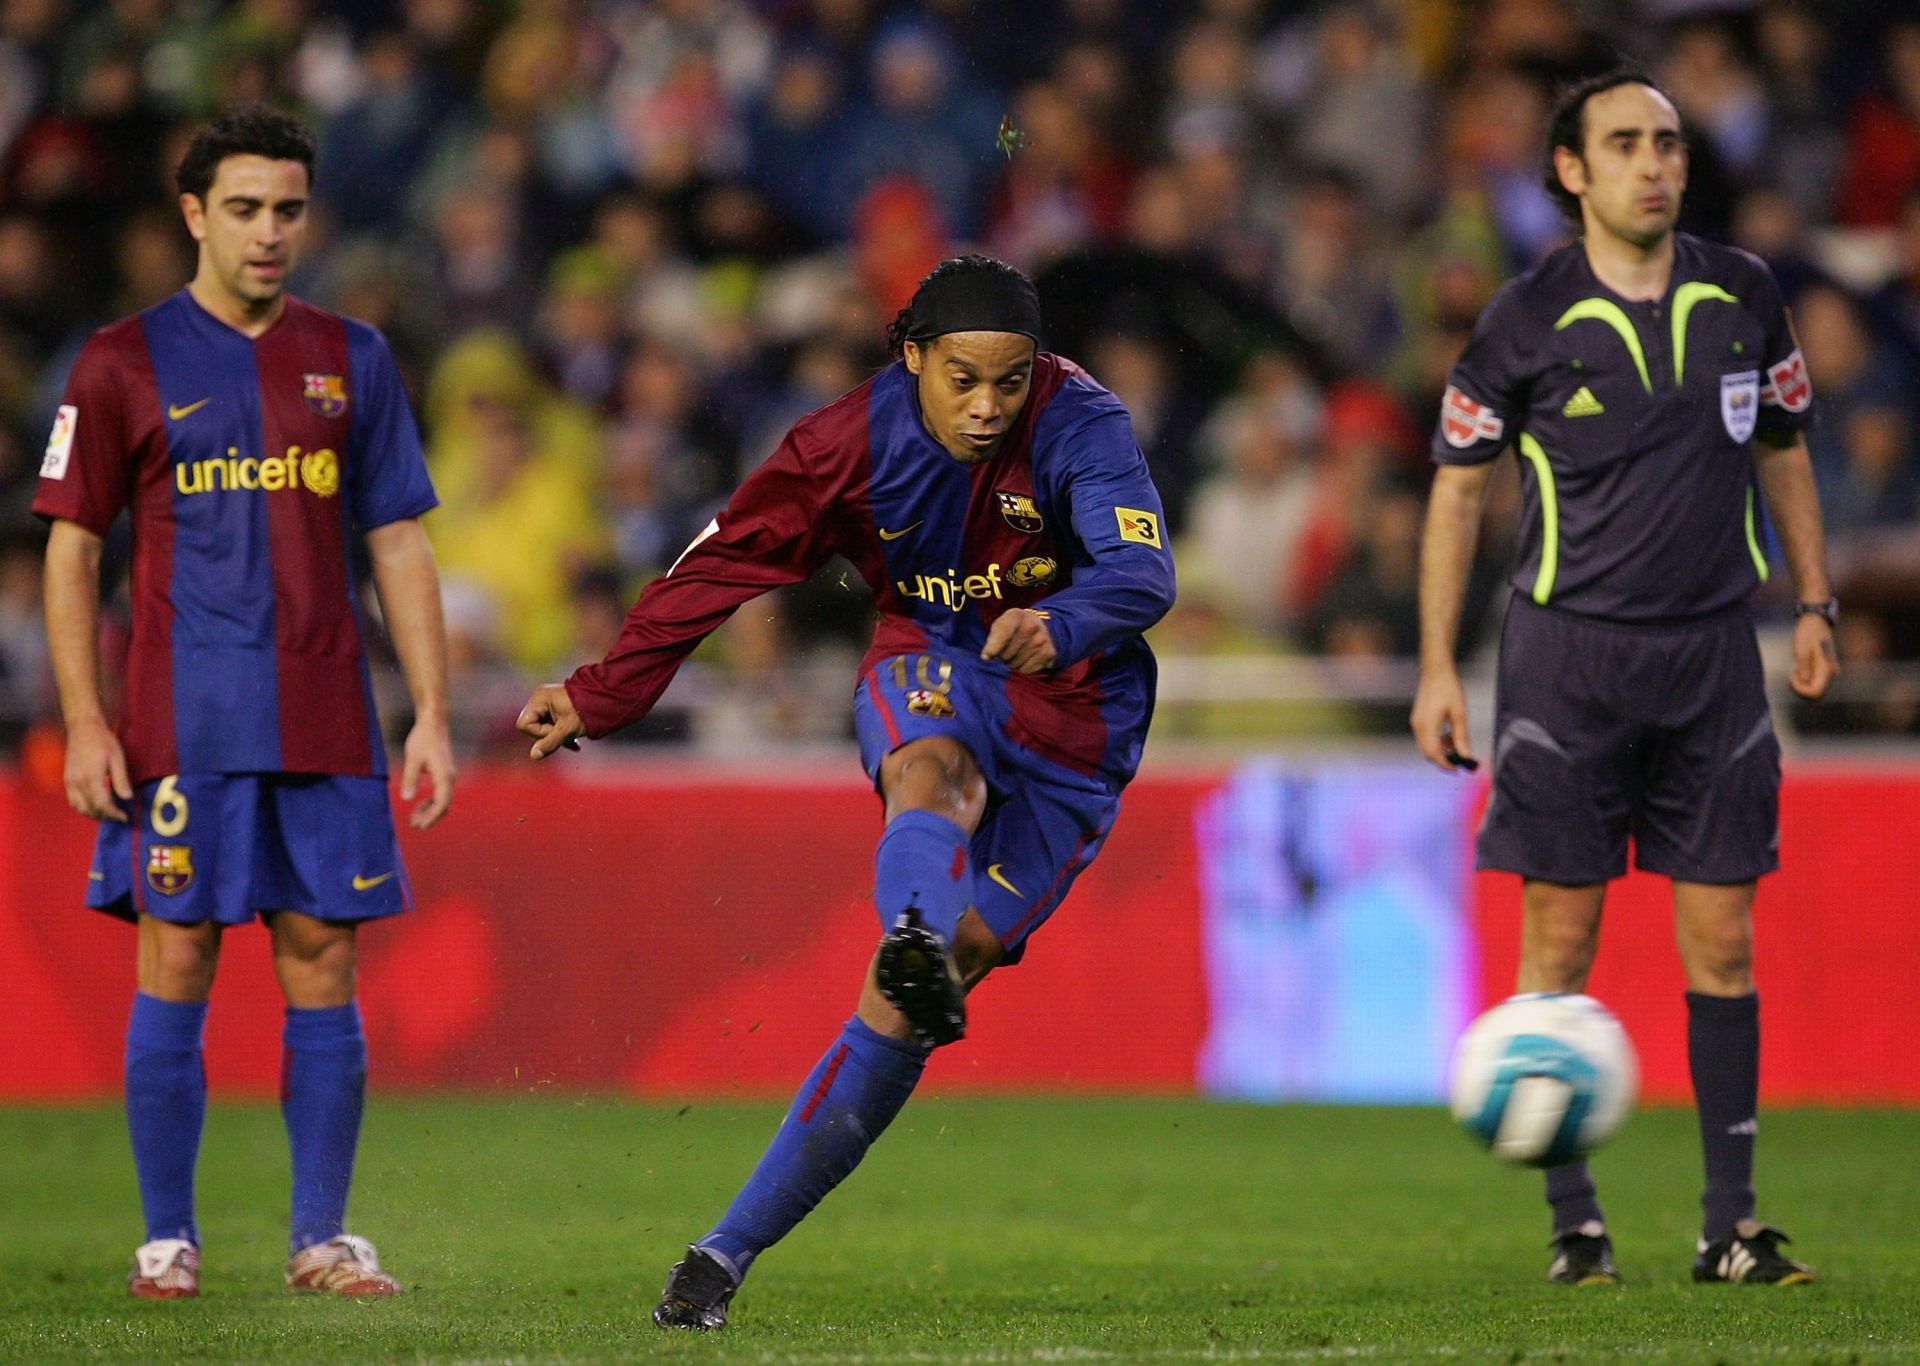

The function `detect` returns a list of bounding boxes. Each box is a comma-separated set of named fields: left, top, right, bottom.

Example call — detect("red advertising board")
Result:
left=0, top=767, right=1213, bottom=1100
left=1, top=764, right=1914, bottom=1103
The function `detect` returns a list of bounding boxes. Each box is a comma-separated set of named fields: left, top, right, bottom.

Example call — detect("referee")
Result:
left=1412, top=70, right=1835, bottom=1288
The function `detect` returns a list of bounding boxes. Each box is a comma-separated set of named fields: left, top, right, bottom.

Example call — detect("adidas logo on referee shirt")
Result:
left=1563, top=386, right=1605, bottom=417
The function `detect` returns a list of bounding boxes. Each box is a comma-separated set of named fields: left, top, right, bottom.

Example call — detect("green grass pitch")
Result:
left=2, top=1098, right=1916, bottom=1361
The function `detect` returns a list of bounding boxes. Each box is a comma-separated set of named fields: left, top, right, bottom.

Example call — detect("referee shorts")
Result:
left=1477, top=597, right=1781, bottom=886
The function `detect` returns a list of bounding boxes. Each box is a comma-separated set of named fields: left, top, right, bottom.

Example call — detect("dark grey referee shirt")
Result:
left=1432, top=233, right=1816, bottom=623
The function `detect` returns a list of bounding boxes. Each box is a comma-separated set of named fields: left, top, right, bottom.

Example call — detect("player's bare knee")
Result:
left=269, top=914, right=358, bottom=1004
left=136, top=917, right=220, bottom=999
left=1683, top=926, right=1753, bottom=992
left=880, top=737, right=986, bottom=828
left=1519, top=921, right=1598, bottom=992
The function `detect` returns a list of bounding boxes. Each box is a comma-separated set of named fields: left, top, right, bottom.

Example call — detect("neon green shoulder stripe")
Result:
left=1554, top=298, right=1650, bottom=394
left=1744, top=485, right=1771, bottom=583
left=1516, top=433, right=1560, bottom=604
left=1672, top=282, right=1738, bottom=385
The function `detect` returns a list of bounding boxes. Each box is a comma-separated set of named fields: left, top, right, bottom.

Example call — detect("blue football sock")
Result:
left=698, top=1017, right=927, bottom=1279
left=281, top=1003, right=367, bottom=1255
left=874, top=808, right=973, bottom=944
left=125, top=993, right=208, bottom=1246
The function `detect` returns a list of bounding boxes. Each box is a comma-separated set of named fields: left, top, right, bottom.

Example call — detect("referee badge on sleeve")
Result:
left=1721, top=371, right=1759, bottom=443
left=1441, top=386, right=1505, bottom=448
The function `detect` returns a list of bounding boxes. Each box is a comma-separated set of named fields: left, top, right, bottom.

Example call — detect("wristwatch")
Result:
left=1794, top=597, right=1839, bottom=627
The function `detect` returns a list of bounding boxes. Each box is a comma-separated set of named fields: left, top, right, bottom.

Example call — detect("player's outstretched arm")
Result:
left=1754, top=432, right=1838, bottom=701
left=1412, top=462, right=1498, bottom=772
left=366, top=518, right=455, bottom=828
left=44, top=519, right=132, bottom=821
left=517, top=683, right=585, bottom=760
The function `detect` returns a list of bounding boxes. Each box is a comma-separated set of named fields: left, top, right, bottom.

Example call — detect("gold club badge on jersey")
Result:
left=995, top=489, right=1044, bottom=534
left=300, top=448, right=340, bottom=497
left=1007, top=555, right=1057, bottom=589
left=1116, top=506, right=1162, bottom=547
left=906, top=689, right=956, bottom=718
left=146, top=845, right=195, bottom=895
left=302, top=373, right=348, bottom=418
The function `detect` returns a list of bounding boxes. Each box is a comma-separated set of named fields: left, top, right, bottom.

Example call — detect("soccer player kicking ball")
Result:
left=517, top=254, right=1176, bottom=1330
left=1412, top=71, right=1835, bottom=1288
left=36, top=106, right=453, bottom=1299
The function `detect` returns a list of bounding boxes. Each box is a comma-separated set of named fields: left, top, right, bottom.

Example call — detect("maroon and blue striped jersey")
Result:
left=567, top=354, right=1177, bottom=788
left=33, top=290, right=437, bottom=784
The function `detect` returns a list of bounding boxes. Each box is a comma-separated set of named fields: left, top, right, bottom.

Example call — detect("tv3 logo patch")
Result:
left=1115, top=507, right=1161, bottom=548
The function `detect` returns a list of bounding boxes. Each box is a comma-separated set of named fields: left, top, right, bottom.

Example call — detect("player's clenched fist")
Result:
left=517, top=683, right=586, bottom=760
left=980, top=608, right=1057, bottom=674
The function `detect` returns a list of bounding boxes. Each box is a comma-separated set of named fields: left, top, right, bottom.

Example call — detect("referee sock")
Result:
left=1688, top=990, right=1760, bottom=1243
left=125, top=993, right=208, bottom=1246
left=874, top=808, right=973, bottom=944
left=698, top=1017, right=927, bottom=1279
left=281, top=1003, right=367, bottom=1255
left=1545, top=1160, right=1605, bottom=1236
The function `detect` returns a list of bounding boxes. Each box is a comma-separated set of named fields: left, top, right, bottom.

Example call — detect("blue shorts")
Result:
left=88, top=773, right=410, bottom=926
left=854, top=651, right=1123, bottom=961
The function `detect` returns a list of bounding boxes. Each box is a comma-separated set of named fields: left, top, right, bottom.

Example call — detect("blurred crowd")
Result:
left=2, top=0, right=1919, bottom=757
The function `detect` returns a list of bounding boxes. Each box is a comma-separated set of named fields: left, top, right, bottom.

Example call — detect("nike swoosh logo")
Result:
left=167, top=398, right=211, bottom=420
left=986, top=863, right=1022, bottom=898
left=352, top=872, right=396, bottom=891
left=878, top=521, right=924, bottom=541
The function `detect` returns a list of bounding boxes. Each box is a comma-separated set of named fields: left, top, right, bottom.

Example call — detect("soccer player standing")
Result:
left=35, top=106, right=453, bottom=1298
left=516, top=254, right=1176, bottom=1329
left=1412, top=71, right=1834, bottom=1287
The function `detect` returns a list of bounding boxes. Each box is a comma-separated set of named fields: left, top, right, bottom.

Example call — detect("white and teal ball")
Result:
left=1449, top=993, right=1638, bottom=1167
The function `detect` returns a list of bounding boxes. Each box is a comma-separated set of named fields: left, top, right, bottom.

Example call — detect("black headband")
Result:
left=904, top=269, right=1043, bottom=344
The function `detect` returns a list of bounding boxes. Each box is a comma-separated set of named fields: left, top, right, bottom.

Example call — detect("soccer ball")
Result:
left=1448, top=993, right=1638, bottom=1167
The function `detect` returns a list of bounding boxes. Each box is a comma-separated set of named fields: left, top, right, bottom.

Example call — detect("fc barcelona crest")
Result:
left=995, top=489, right=1043, bottom=534
left=302, top=373, right=348, bottom=419
left=146, top=844, right=195, bottom=896
left=906, top=689, right=956, bottom=718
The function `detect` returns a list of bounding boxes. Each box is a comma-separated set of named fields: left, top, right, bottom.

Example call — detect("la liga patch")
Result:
left=41, top=404, right=76, bottom=480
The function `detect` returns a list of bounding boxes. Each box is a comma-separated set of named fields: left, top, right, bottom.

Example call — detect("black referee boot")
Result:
left=1548, top=1223, right=1620, bottom=1286
left=1693, top=1221, right=1816, bottom=1285
left=875, top=909, right=966, bottom=1046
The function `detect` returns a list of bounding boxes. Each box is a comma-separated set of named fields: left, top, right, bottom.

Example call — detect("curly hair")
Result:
left=1542, top=68, right=1683, bottom=225
left=886, top=253, right=1037, bottom=358
left=176, top=103, right=316, bottom=201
